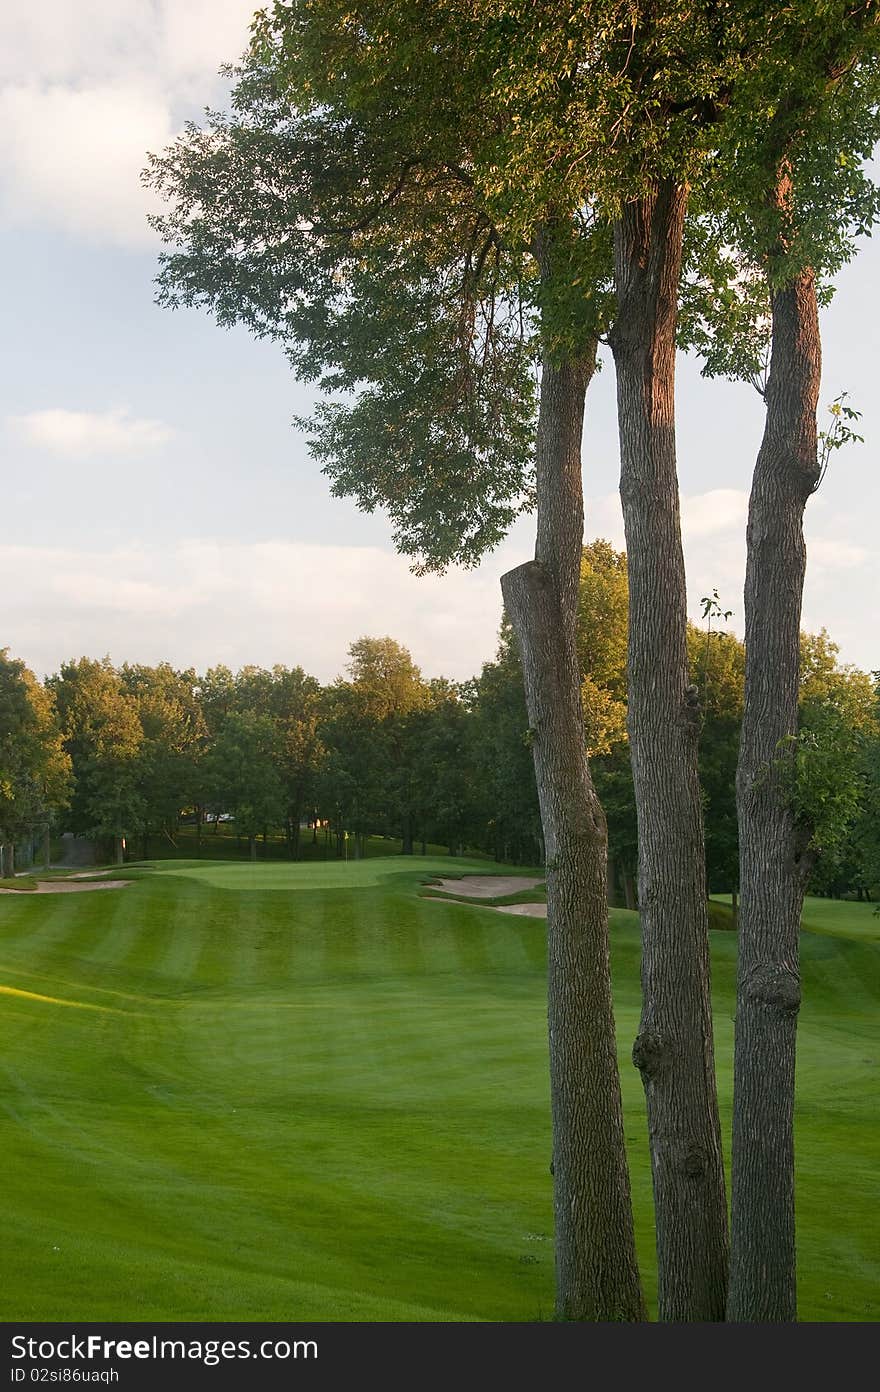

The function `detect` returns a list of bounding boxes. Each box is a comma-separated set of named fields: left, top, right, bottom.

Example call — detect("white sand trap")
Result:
left=425, top=875, right=544, bottom=899
left=0, top=880, right=132, bottom=895
left=494, top=902, right=547, bottom=918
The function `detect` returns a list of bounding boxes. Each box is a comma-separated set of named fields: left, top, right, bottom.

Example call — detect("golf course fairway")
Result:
left=0, top=857, right=876, bottom=1321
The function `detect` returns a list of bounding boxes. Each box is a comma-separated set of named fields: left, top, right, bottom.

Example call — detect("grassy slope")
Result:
left=0, top=860, right=876, bottom=1322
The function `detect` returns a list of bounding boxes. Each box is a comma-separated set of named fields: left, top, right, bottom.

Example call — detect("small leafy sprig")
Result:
left=814, top=392, right=863, bottom=494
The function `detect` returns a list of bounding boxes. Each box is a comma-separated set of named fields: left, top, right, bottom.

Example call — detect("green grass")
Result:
left=0, top=859, right=876, bottom=1321
left=0, top=876, right=38, bottom=892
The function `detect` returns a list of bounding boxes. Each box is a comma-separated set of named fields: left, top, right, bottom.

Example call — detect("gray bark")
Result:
left=728, top=268, right=821, bottom=1323
left=502, top=330, right=644, bottom=1322
left=610, top=181, right=728, bottom=1322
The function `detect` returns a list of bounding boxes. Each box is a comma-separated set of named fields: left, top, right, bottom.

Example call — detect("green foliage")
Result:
left=49, top=658, right=143, bottom=847
left=577, top=540, right=629, bottom=757
left=0, top=649, right=71, bottom=846
left=120, top=663, right=207, bottom=844
left=815, top=392, right=864, bottom=493
left=144, top=27, right=542, bottom=572
left=202, top=710, right=286, bottom=841
left=688, top=622, right=745, bottom=895
left=782, top=632, right=880, bottom=869
left=462, top=631, right=543, bottom=865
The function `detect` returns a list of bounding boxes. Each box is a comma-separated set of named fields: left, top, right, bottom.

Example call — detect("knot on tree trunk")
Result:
left=683, top=683, right=702, bottom=726
left=665, top=1139, right=709, bottom=1180
left=743, top=962, right=801, bottom=1013
left=632, top=1028, right=673, bottom=1079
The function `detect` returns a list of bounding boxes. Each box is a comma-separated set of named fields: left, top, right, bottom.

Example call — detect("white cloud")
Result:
left=0, top=538, right=524, bottom=682
left=0, top=84, right=174, bottom=247
left=584, top=491, right=626, bottom=549
left=0, top=2, right=260, bottom=247
left=8, top=407, right=173, bottom=457
left=0, top=2, right=258, bottom=87
left=681, top=488, right=749, bottom=537
left=160, top=1, right=262, bottom=90
left=806, top=537, right=867, bottom=569
left=1, top=509, right=876, bottom=686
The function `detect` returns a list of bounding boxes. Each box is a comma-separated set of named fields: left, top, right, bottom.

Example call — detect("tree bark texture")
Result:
left=502, top=341, right=644, bottom=1322
left=728, top=268, right=821, bottom=1323
left=610, top=181, right=728, bottom=1322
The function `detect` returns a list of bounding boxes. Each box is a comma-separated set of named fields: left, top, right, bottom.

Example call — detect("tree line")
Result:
left=3, top=541, right=876, bottom=900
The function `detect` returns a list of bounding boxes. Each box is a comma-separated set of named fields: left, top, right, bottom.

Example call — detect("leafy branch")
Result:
left=813, top=391, right=863, bottom=493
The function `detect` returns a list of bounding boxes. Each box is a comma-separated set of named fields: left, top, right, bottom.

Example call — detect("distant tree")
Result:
left=687, top=624, right=745, bottom=911
left=233, top=665, right=324, bottom=857
left=574, top=541, right=632, bottom=905
left=0, top=650, right=71, bottom=876
left=120, top=663, right=207, bottom=858
left=576, top=541, right=629, bottom=759
left=854, top=679, right=880, bottom=895
left=349, top=638, right=430, bottom=857
left=50, top=658, right=143, bottom=865
left=464, top=631, right=542, bottom=867
left=202, top=710, right=285, bottom=861
left=790, top=632, right=878, bottom=891
left=410, top=680, right=474, bottom=856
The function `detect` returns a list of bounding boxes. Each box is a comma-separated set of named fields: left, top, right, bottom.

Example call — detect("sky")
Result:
left=1, top=1, right=878, bottom=686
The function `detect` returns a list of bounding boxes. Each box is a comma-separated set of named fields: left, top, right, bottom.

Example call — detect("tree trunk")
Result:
left=610, top=180, right=728, bottom=1322
left=44, top=825, right=51, bottom=872
left=501, top=326, right=644, bottom=1322
left=728, top=267, right=821, bottom=1323
left=196, top=807, right=203, bottom=857
left=249, top=834, right=257, bottom=862
left=1, top=842, right=13, bottom=878
left=115, top=836, right=124, bottom=866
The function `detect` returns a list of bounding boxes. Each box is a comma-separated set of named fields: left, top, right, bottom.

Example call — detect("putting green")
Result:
left=0, top=859, right=876, bottom=1321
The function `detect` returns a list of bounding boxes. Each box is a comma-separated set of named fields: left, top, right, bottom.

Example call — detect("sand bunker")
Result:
left=0, top=880, right=132, bottom=895
left=494, top=902, right=547, bottom=918
left=425, top=875, right=544, bottom=899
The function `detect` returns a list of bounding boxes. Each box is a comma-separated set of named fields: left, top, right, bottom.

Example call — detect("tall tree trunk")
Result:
left=115, top=836, right=124, bottom=866
left=1, top=842, right=13, bottom=878
left=44, top=825, right=51, bottom=872
left=610, top=180, right=728, bottom=1322
left=501, top=324, right=644, bottom=1322
left=728, top=267, right=821, bottom=1323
